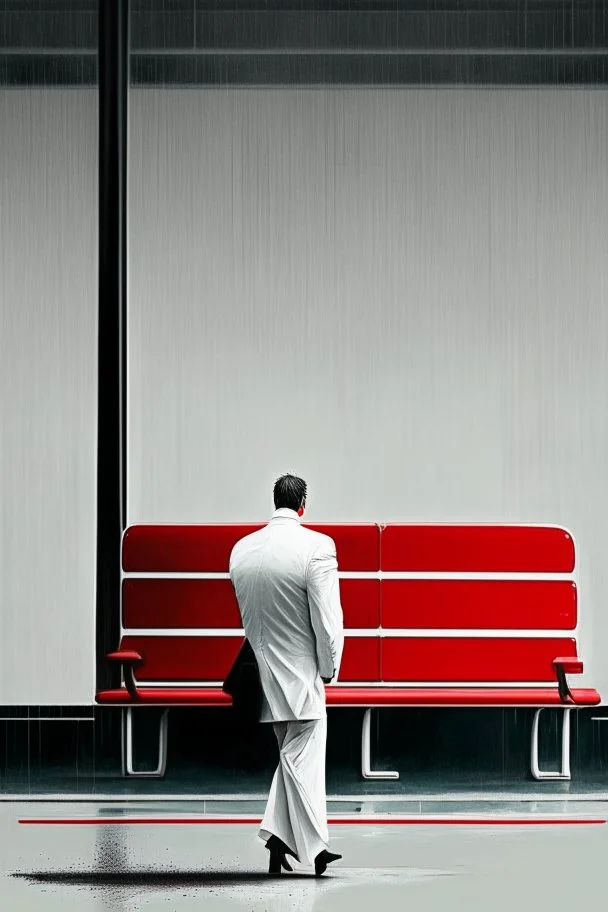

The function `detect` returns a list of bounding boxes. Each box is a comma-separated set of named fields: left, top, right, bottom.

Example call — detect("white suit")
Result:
left=229, top=507, right=344, bottom=866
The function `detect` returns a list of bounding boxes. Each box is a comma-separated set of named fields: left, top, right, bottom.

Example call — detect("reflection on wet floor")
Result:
left=14, top=797, right=608, bottom=818
left=2, top=801, right=607, bottom=911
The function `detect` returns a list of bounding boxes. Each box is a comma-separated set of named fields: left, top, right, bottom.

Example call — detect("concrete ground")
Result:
left=2, top=799, right=607, bottom=911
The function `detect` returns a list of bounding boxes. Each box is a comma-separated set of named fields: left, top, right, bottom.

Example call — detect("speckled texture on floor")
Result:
left=2, top=801, right=607, bottom=910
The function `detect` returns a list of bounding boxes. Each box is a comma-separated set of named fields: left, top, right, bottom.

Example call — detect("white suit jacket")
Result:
left=228, top=508, right=344, bottom=722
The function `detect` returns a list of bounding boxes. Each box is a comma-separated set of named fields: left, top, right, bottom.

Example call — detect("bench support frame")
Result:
left=121, top=707, right=169, bottom=778
left=530, top=706, right=573, bottom=781
left=361, top=708, right=399, bottom=780
left=116, top=703, right=578, bottom=782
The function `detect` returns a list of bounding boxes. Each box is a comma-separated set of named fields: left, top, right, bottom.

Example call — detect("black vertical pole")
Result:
left=96, top=0, right=128, bottom=692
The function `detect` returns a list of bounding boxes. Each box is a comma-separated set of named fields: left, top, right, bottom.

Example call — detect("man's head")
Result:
left=273, top=474, right=307, bottom=515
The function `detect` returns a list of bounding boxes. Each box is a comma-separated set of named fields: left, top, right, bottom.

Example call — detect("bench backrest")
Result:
left=120, top=523, right=578, bottom=687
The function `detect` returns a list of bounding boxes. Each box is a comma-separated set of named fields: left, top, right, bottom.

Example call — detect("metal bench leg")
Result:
left=361, top=708, right=399, bottom=780
left=121, top=707, right=169, bottom=778
left=530, top=707, right=572, bottom=781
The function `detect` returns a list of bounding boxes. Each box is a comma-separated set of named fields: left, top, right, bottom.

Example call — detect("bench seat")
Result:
left=96, top=685, right=600, bottom=707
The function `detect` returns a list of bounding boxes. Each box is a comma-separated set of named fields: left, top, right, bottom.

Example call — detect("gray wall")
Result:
left=1, top=88, right=606, bottom=706
left=128, top=89, right=608, bottom=699
left=0, top=90, right=98, bottom=704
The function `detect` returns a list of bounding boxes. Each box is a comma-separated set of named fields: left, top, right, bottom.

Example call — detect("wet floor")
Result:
left=2, top=800, right=607, bottom=911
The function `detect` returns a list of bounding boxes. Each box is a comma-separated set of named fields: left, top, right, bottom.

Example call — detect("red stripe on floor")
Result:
left=18, top=817, right=606, bottom=826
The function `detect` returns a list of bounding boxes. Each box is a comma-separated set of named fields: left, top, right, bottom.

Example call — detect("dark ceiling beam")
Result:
left=1, top=2, right=607, bottom=85
left=2, top=8, right=608, bottom=52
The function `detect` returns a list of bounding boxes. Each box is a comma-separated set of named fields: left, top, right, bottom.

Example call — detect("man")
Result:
left=229, top=474, right=344, bottom=877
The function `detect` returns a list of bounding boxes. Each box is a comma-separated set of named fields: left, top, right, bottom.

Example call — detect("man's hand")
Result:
left=321, top=669, right=336, bottom=684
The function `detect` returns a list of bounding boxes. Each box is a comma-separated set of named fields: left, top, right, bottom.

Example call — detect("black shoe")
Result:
left=314, top=849, right=342, bottom=877
left=266, top=835, right=299, bottom=875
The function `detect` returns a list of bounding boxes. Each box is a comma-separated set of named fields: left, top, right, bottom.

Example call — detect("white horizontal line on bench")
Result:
left=122, top=571, right=575, bottom=581
left=377, top=629, right=577, bottom=637
left=380, top=573, right=575, bottom=581
left=131, top=680, right=563, bottom=689
left=121, top=628, right=577, bottom=638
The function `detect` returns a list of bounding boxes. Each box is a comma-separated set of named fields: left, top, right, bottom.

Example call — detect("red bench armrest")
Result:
left=106, top=650, right=143, bottom=700
left=107, top=650, right=143, bottom=665
left=553, top=657, right=583, bottom=675
left=553, top=656, right=583, bottom=704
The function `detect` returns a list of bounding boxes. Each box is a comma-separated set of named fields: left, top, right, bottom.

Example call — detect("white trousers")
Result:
left=258, top=715, right=330, bottom=867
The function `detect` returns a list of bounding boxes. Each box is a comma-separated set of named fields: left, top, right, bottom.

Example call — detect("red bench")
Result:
left=96, top=522, right=600, bottom=781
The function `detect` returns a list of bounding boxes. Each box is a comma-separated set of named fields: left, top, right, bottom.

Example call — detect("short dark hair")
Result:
left=273, top=474, right=307, bottom=511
